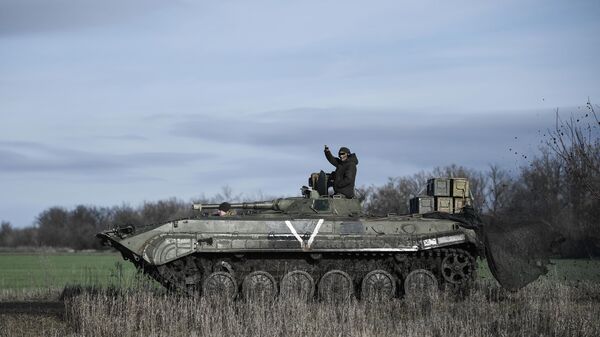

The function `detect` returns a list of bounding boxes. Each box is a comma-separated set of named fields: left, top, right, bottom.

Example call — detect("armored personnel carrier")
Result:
left=97, top=175, right=487, bottom=301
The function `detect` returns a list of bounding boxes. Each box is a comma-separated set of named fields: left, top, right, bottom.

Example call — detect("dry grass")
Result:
left=55, top=279, right=599, bottom=337
left=0, top=313, right=69, bottom=337
left=1, top=279, right=599, bottom=337
left=0, top=288, right=62, bottom=302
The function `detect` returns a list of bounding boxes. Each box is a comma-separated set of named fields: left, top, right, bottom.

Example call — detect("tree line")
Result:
left=1, top=102, right=598, bottom=256
left=0, top=188, right=245, bottom=250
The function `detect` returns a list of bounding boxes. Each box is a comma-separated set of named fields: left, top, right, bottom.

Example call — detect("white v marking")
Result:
left=284, top=219, right=325, bottom=249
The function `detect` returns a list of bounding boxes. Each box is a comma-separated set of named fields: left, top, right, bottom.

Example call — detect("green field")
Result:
left=543, top=259, right=600, bottom=281
left=0, top=252, right=139, bottom=290
left=0, top=252, right=599, bottom=290
left=477, top=258, right=600, bottom=282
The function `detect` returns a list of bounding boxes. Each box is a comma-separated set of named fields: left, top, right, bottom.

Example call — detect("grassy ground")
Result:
left=0, top=252, right=599, bottom=299
left=0, top=253, right=599, bottom=336
left=544, top=259, right=600, bottom=281
left=2, top=279, right=599, bottom=337
left=0, top=252, right=138, bottom=290
left=1, top=253, right=599, bottom=290
left=477, top=258, right=600, bottom=282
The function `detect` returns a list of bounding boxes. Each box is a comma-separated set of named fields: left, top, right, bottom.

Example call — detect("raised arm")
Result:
left=324, top=146, right=339, bottom=167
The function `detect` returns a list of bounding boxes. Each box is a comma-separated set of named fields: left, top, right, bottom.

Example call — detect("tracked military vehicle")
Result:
left=97, top=174, right=487, bottom=301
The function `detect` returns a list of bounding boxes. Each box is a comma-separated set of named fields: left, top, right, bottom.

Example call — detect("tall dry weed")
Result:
left=62, top=279, right=600, bottom=337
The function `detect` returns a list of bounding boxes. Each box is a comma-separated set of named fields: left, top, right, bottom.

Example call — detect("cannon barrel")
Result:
left=193, top=200, right=280, bottom=212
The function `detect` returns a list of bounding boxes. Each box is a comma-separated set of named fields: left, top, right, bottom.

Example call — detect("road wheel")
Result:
left=318, top=270, right=353, bottom=302
left=403, top=269, right=438, bottom=298
left=242, top=271, right=277, bottom=302
left=361, top=269, right=396, bottom=301
left=280, top=270, right=315, bottom=301
left=203, top=271, right=237, bottom=300
left=441, top=250, right=475, bottom=286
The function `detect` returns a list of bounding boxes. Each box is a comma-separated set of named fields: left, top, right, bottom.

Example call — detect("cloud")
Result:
left=0, top=141, right=213, bottom=175
left=0, top=0, right=169, bottom=35
left=96, top=134, right=148, bottom=141
left=169, top=107, right=555, bottom=173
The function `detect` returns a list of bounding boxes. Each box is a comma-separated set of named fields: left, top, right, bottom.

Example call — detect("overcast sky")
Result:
left=1, top=0, right=599, bottom=227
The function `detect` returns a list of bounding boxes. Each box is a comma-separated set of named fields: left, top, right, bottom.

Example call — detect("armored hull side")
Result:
left=98, top=211, right=481, bottom=300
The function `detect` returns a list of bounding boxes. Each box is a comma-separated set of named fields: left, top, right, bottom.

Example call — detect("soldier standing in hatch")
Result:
left=324, top=145, right=358, bottom=198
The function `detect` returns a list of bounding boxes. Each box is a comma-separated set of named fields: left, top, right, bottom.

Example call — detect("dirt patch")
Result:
left=0, top=302, right=65, bottom=318
left=0, top=302, right=71, bottom=337
left=0, top=315, right=69, bottom=337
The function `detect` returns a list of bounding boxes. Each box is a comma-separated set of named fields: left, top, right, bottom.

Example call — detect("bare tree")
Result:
left=362, top=176, right=422, bottom=215
left=212, top=185, right=243, bottom=203
left=37, top=207, right=69, bottom=247
left=0, top=221, right=13, bottom=246
left=541, top=99, right=600, bottom=255
left=547, top=99, right=600, bottom=200
left=110, top=204, right=143, bottom=228
left=140, top=198, right=191, bottom=224
left=484, top=164, right=514, bottom=217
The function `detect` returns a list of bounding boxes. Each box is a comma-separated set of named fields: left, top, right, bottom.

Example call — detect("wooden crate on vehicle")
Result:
left=410, top=196, right=434, bottom=214
left=427, top=178, right=451, bottom=196
left=451, top=178, right=470, bottom=198
left=453, top=197, right=472, bottom=212
left=435, top=197, right=453, bottom=213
